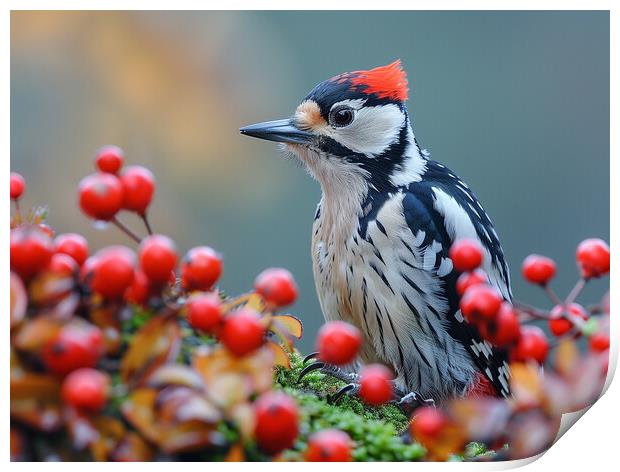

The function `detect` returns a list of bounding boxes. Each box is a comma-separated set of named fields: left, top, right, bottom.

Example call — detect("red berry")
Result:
left=460, top=284, right=503, bottom=324
left=47, top=253, right=79, bottom=277
left=548, top=303, right=588, bottom=337
left=254, top=268, right=298, bottom=308
left=479, top=302, right=521, bottom=347
left=522, top=254, right=556, bottom=285
left=410, top=406, right=447, bottom=441
left=95, top=145, right=124, bottom=174
left=220, top=309, right=265, bottom=357
left=42, top=324, right=104, bottom=376
left=359, top=364, right=394, bottom=406
left=449, top=239, right=484, bottom=272
left=590, top=333, right=610, bottom=352
left=181, top=246, right=223, bottom=291
left=78, top=172, right=123, bottom=221
left=306, top=429, right=352, bottom=462
left=10, top=226, right=54, bottom=280
left=120, top=166, right=155, bottom=215
left=576, top=238, right=610, bottom=279
left=511, top=325, right=549, bottom=364
left=89, top=246, right=136, bottom=299
left=124, top=270, right=151, bottom=305
left=61, top=368, right=109, bottom=412
left=254, top=391, right=299, bottom=455
left=317, top=321, right=362, bottom=366
left=138, top=234, right=178, bottom=285
left=54, top=233, right=89, bottom=266
left=10, top=172, right=25, bottom=200
left=187, top=292, right=223, bottom=334
left=456, top=269, right=487, bottom=296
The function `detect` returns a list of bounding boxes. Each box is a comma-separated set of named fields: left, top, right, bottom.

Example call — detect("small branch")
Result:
left=513, top=300, right=550, bottom=319
left=13, top=199, right=22, bottom=223
left=141, top=212, right=153, bottom=236
left=565, top=278, right=587, bottom=306
left=111, top=217, right=142, bottom=244
left=543, top=285, right=562, bottom=306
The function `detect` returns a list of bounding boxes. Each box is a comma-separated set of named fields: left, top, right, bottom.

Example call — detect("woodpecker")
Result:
left=241, top=61, right=511, bottom=402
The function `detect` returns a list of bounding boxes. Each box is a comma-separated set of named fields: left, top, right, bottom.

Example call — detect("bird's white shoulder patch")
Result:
left=431, top=187, right=510, bottom=299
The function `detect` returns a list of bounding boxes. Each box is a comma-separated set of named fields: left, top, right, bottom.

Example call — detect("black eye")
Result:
left=330, top=106, right=355, bottom=127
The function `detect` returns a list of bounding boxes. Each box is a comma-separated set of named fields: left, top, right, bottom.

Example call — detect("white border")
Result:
left=4, top=2, right=617, bottom=470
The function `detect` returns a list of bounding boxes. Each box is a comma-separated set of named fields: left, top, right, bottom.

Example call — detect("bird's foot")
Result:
left=297, top=352, right=359, bottom=384
left=392, top=388, right=436, bottom=413
left=297, top=352, right=360, bottom=404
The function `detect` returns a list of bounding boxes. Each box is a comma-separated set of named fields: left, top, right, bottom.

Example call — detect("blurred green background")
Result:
left=11, top=11, right=609, bottom=351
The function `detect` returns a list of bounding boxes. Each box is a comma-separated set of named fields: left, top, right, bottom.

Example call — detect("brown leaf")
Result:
left=271, top=315, right=303, bottom=339
left=222, top=293, right=265, bottom=313
left=224, top=443, right=245, bottom=462
left=509, top=362, right=544, bottom=409
left=507, top=410, right=561, bottom=460
left=89, top=416, right=126, bottom=461
left=12, top=316, right=62, bottom=353
left=29, top=272, right=74, bottom=306
left=112, top=432, right=155, bottom=462
left=121, top=388, right=162, bottom=444
left=554, top=338, right=579, bottom=377
left=90, top=306, right=122, bottom=355
left=10, top=428, right=25, bottom=461
left=193, top=345, right=274, bottom=409
left=120, top=315, right=182, bottom=385
left=229, top=402, right=255, bottom=441
left=159, top=420, right=217, bottom=454
left=11, top=373, right=62, bottom=432
left=448, top=397, right=511, bottom=443
left=10, top=272, right=27, bottom=330
left=156, top=386, right=221, bottom=424
left=146, top=364, right=205, bottom=390
left=265, top=341, right=291, bottom=369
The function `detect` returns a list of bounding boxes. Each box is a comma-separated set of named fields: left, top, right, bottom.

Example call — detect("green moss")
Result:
left=275, top=351, right=425, bottom=461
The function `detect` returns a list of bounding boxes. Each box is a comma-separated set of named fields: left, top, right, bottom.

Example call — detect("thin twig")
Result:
left=111, top=217, right=142, bottom=244
left=513, top=300, right=550, bottom=319
left=141, top=213, right=153, bottom=236
left=565, top=278, right=587, bottom=306
left=13, top=199, right=22, bottom=222
left=544, top=285, right=563, bottom=306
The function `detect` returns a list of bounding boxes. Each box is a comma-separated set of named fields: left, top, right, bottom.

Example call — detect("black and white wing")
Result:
left=401, top=160, right=512, bottom=396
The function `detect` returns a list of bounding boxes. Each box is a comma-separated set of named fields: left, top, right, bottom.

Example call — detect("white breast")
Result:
left=312, top=191, right=478, bottom=399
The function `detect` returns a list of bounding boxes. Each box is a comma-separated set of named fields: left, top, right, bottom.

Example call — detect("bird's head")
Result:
left=241, top=61, right=425, bottom=190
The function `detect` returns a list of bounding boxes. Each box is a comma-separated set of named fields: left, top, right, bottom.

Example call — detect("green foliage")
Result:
left=275, top=351, right=425, bottom=461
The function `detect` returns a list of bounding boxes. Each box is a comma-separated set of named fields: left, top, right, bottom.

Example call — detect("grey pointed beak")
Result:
left=240, top=118, right=313, bottom=144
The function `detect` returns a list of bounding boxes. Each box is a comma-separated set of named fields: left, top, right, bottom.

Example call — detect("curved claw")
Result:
left=329, top=383, right=358, bottom=404
left=303, top=351, right=319, bottom=365
left=296, top=361, right=325, bottom=384
left=395, top=391, right=436, bottom=409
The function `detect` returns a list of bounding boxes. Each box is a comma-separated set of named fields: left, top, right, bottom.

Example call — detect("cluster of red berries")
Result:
left=79, top=145, right=154, bottom=221
left=11, top=150, right=304, bottom=420
left=451, top=238, right=610, bottom=365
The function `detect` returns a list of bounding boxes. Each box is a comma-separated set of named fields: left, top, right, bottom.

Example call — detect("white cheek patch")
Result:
left=321, top=103, right=406, bottom=156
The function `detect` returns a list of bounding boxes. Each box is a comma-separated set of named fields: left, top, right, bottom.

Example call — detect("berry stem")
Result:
left=565, top=278, right=587, bottom=306
left=111, top=217, right=142, bottom=244
left=513, top=300, right=550, bottom=320
left=141, top=213, right=153, bottom=236
left=543, top=285, right=562, bottom=306
left=13, top=199, right=22, bottom=223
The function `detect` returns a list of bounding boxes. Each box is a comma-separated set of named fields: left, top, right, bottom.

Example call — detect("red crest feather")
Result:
left=336, top=60, right=409, bottom=102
